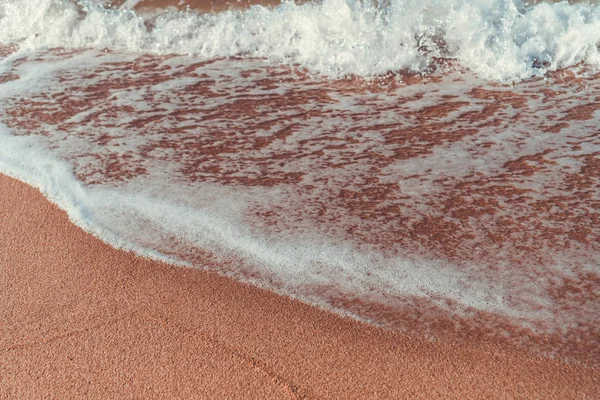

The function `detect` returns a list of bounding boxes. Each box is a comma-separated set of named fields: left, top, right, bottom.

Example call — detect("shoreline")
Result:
left=1, top=172, right=598, bottom=398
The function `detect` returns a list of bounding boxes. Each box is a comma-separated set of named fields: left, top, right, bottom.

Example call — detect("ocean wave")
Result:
left=1, top=0, right=599, bottom=81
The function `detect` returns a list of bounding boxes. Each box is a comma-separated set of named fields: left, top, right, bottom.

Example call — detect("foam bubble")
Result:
left=0, top=0, right=599, bottom=81
left=0, top=49, right=589, bottom=327
left=0, top=116, right=539, bottom=325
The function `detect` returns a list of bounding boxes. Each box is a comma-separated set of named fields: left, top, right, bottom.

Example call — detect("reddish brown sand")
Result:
left=112, top=0, right=285, bottom=12
left=1, top=173, right=599, bottom=398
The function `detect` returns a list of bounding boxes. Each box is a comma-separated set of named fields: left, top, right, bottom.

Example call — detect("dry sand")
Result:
left=0, top=172, right=598, bottom=399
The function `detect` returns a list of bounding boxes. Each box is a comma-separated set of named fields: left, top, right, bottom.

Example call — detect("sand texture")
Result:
left=1, top=173, right=598, bottom=398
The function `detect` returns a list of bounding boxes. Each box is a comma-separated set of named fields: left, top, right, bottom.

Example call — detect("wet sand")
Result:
left=1, top=172, right=598, bottom=398
left=113, top=0, right=285, bottom=12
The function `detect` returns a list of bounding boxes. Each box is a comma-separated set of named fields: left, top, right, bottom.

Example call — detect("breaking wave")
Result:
left=1, top=0, right=600, bottom=80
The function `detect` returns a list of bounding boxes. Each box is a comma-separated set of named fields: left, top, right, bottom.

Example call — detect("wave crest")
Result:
left=1, top=0, right=599, bottom=81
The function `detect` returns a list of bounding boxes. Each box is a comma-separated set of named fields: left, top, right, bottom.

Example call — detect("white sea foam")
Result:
left=0, top=0, right=599, bottom=81
left=1, top=48, right=589, bottom=327
left=0, top=118, right=544, bottom=324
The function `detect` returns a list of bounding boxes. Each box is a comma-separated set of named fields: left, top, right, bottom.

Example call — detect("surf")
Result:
left=1, top=0, right=600, bottom=81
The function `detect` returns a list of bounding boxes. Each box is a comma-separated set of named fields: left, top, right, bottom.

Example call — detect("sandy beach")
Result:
left=1, top=172, right=598, bottom=398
